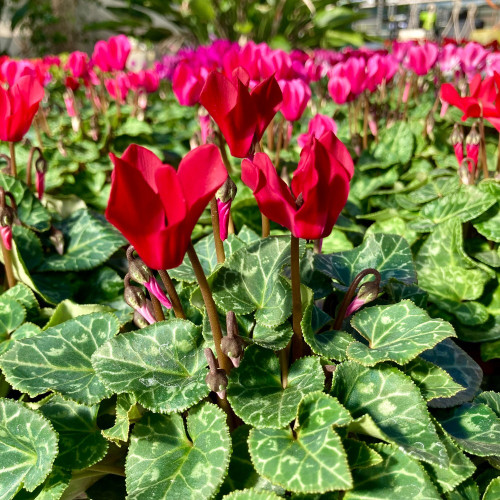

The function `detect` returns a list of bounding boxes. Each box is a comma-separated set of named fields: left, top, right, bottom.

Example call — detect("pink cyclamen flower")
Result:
left=298, top=114, right=337, bottom=148
left=172, top=62, right=207, bottom=106
left=137, top=304, right=156, bottom=325
left=405, top=43, right=438, bottom=76
left=278, top=78, right=311, bottom=122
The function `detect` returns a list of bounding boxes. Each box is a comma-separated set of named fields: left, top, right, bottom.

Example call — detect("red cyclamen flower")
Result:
left=106, top=144, right=227, bottom=270
left=242, top=131, right=353, bottom=240
left=200, top=68, right=283, bottom=158
left=0, top=74, right=44, bottom=142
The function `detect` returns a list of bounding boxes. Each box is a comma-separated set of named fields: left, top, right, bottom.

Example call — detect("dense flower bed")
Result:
left=0, top=35, right=499, bottom=500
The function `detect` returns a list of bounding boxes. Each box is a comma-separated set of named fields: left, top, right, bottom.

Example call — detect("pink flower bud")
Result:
left=35, top=171, right=45, bottom=200
left=216, top=198, right=231, bottom=241
left=440, top=100, right=449, bottom=117
left=199, top=113, right=212, bottom=145
left=144, top=276, right=172, bottom=309
left=137, top=304, right=156, bottom=325
left=402, top=80, right=411, bottom=103
left=0, top=225, right=12, bottom=251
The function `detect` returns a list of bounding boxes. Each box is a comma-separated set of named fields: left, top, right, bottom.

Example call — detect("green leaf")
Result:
left=346, top=301, right=456, bottom=366
left=343, top=438, right=383, bottom=469
left=251, top=322, right=294, bottom=350
left=445, top=478, right=479, bottom=500
left=481, top=339, right=500, bottom=361
left=92, top=319, right=209, bottom=413
left=438, top=402, right=500, bottom=457
left=475, top=391, right=500, bottom=418
left=248, top=392, right=352, bottom=493
left=314, top=234, right=416, bottom=292
left=0, top=399, right=58, bottom=498
left=343, top=444, right=440, bottom=500
left=371, top=122, right=415, bottom=168
left=126, top=402, right=230, bottom=499
left=409, top=186, right=496, bottom=232
left=223, top=491, right=280, bottom=499
left=402, top=357, right=464, bottom=402
left=416, top=220, right=491, bottom=310
left=37, top=210, right=126, bottom=272
left=0, top=313, right=119, bottom=405
left=211, top=236, right=302, bottom=327
left=0, top=296, right=26, bottom=336
left=423, top=423, right=476, bottom=494
left=13, top=468, right=71, bottom=500
left=39, top=395, right=108, bottom=470
left=483, top=477, right=500, bottom=500
left=102, top=393, right=138, bottom=445
left=0, top=173, right=51, bottom=231
left=44, top=300, right=113, bottom=329
left=0, top=322, right=42, bottom=357
left=420, top=339, right=483, bottom=408
left=2, top=284, right=40, bottom=322
left=169, top=233, right=246, bottom=283
left=227, top=345, right=324, bottom=428
left=472, top=180, right=500, bottom=242
left=331, top=361, right=448, bottom=467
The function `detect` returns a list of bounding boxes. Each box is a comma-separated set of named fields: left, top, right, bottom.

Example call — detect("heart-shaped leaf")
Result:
left=332, top=361, right=448, bottom=467
left=126, top=402, right=230, bottom=499
left=314, top=234, right=416, bottom=292
left=0, top=399, right=58, bottom=498
left=344, top=444, right=440, bottom=499
left=37, top=209, right=126, bottom=272
left=346, top=301, right=456, bottom=366
left=39, top=395, right=108, bottom=470
left=0, top=312, right=119, bottom=405
left=248, top=392, right=352, bottom=493
left=227, top=345, right=324, bottom=428
left=92, top=319, right=209, bottom=413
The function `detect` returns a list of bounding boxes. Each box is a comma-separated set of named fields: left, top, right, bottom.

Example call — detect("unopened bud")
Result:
left=216, top=177, right=237, bottom=241
left=124, top=285, right=147, bottom=310
left=129, top=258, right=152, bottom=285
left=466, top=125, right=480, bottom=168
left=345, top=279, right=380, bottom=317
left=458, top=162, right=472, bottom=185
left=205, top=347, right=228, bottom=398
left=450, top=124, right=464, bottom=145
left=50, top=227, right=64, bottom=255
left=426, top=112, right=435, bottom=138
left=133, top=309, right=150, bottom=328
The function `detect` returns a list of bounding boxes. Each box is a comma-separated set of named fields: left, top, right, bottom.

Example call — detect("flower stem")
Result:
left=8, top=143, right=16, bottom=178
left=290, top=235, right=303, bottom=360
left=150, top=293, right=165, bottom=322
left=187, top=243, right=232, bottom=374
left=479, top=117, right=489, bottom=179
left=158, top=269, right=186, bottom=319
left=210, top=197, right=225, bottom=264
left=279, top=344, right=290, bottom=389
left=217, top=131, right=232, bottom=174
left=333, top=268, right=380, bottom=330
left=261, top=214, right=270, bottom=238
left=1, top=239, right=15, bottom=289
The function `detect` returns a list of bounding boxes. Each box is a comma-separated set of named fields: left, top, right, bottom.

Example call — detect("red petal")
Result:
left=241, top=153, right=296, bottom=232
left=251, top=75, right=283, bottom=140
left=121, top=144, right=164, bottom=193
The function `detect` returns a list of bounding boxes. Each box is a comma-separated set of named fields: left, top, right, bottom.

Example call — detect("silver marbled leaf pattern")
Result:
left=0, top=313, right=119, bottom=405
left=126, top=402, right=231, bottom=499
left=92, top=319, right=209, bottom=413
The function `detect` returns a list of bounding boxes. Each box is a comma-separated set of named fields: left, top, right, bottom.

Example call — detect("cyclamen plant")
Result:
left=0, top=34, right=500, bottom=500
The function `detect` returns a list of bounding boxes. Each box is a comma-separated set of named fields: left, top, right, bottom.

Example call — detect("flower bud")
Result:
left=215, top=176, right=237, bottom=241
left=450, top=124, right=464, bottom=166
left=124, top=285, right=148, bottom=311
left=0, top=207, right=14, bottom=251
left=50, top=227, right=65, bottom=255
left=466, top=125, right=480, bottom=169
left=345, top=279, right=380, bottom=317
left=205, top=370, right=228, bottom=398
left=133, top=309, right=150, bottom=328
left=129, top=257, right=172, bottom=309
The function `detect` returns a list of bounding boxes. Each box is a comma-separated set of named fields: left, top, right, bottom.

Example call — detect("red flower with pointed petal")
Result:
left=441, top=74, right=500, bottom=130
left=0, top=74, right=44, bottom=142
left=200, top=68, right=282, bottom=158
left=106, top=144, right=227, bottom=270
left=242, top=131, right=352, bottom=240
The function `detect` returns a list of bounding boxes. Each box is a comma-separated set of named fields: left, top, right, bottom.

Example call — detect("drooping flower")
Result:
left=105, top=144, right=227, bottom=270
left=0, top=74, right=44, bottom=142
left=241, top=131, right=353, bottom=240
left=200, top=68, right=282, bottom=158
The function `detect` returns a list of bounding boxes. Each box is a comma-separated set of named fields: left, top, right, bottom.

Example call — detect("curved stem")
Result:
left=290, top=235, right=303, bottom=361
left=210, top=197, right=225, bottom=264
left=149, top=293, right=165, bottom=322
left=8, top=143, right=16, bottom=178
left=158, top=269, right=186, bottom=319
left=333, top=268, right=381, bottom=331
left=187, top=243, right=232, bottom=374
